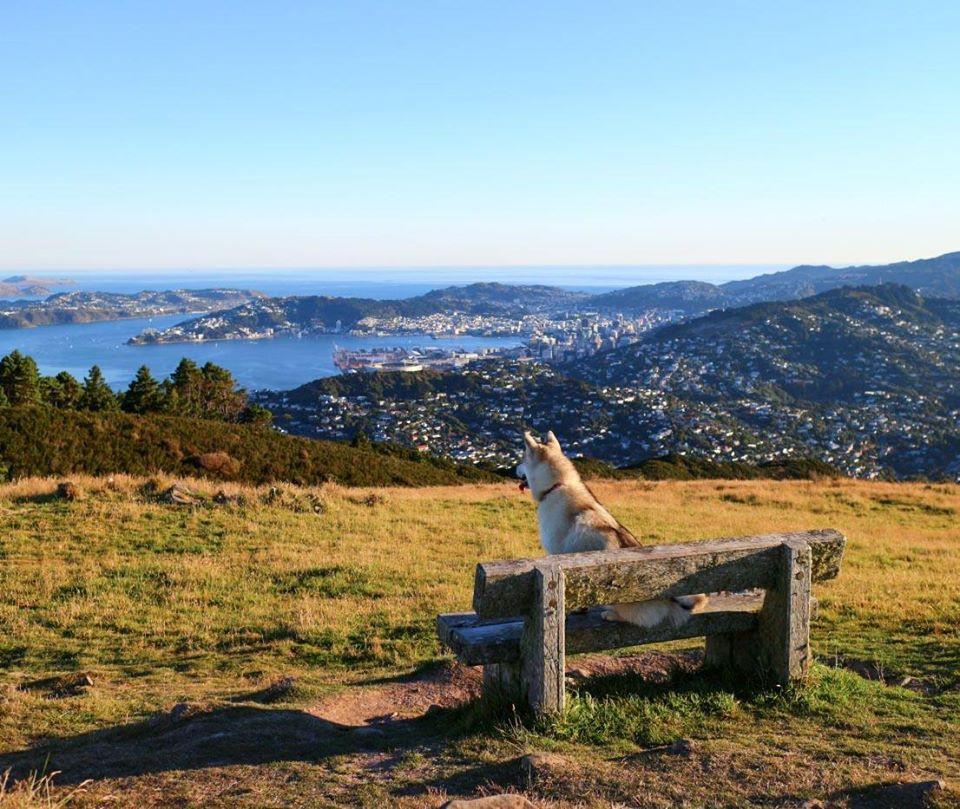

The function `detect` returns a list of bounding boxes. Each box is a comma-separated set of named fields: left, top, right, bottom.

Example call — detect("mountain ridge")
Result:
left=129, top=250, right=960, bottom=343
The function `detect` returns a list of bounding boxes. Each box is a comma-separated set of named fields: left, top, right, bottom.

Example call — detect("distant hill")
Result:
left=589, top=280, right=729, bottom=313
left=722, top=250, right=960, bottom=301
left=0, top=275, right=76, bottom=299
left=417, top=282, right=589, bottom=313
left=589, top=250, right=960, bottom=314
left=579, top=283, right=960, bottom=402
left=0, top=289, right=264, bottom=329
left=129, top=282, right=588, bottom=343
left=569, top=283, right=960, bottom=477
left=0, top=408, right=497, bottom=486
left=2, top=275, right=75, bottom=285
left=128, top=251, right=960, bottom=342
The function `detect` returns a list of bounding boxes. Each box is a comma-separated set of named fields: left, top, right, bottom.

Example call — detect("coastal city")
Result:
left=333, top=309, right=680, bottom=369
left=259, top=286, right=960, bottom=481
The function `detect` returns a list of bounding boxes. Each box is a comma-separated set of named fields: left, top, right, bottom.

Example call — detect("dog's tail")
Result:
left=671, top=593, right=709, bottom=617
left=601, top=594, right=709, bottom=629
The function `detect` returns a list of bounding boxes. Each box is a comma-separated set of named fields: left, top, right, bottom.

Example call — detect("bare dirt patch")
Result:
left=312, top=661, right=483, bottom=727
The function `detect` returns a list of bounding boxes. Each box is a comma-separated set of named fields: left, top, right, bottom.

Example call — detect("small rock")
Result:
left=350, top=725, right=387, bottom=744
left=55, top=481, right=81, bottom=501
left=442, top=796, right=535, bottom=809
left=19, top=672, right=93, bottom=698
left=161, top=484, right=200, bottom=506
left=897, top=675, right=936, bottom=695
left=522, top=751, right=569, bottom=785
left=168, top=701, right=208, bottom=721
left=170, top=701, right=191, bottom=720
left=666, top=738, right=694, bottom=756
left=241, top=676, right=296, bottom=704
left=565, top=666, right=591, bottom=683
left=264, top=486, right=284, bottom=504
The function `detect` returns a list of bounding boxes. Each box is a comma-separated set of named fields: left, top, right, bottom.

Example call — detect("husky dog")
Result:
left=516, top=430, right=707, bottom=628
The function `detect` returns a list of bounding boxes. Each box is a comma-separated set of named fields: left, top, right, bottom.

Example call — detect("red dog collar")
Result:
left=535, top=481, right=563, bottom=503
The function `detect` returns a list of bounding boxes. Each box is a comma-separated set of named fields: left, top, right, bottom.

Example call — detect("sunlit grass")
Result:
left=0, top=473, right=958, bottom=803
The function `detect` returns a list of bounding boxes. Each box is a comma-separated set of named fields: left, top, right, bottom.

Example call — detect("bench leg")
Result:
left=521, top=563, right=566, bottom=716
left=760, top=538, right=812, bottom=684
left=482, top=662, right=523, bottom=707
left=705, top=540, right=812, bottom=686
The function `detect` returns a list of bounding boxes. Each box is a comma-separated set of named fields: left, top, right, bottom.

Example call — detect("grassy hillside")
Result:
left=0, top=407, right=497, bottom=487
left=568, top=453, right=839, bottom=481
left=0, top=475, right=957, bottom=806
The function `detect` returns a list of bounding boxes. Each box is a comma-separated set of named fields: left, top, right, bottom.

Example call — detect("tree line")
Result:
left=0, top=351, right=271, bottom=424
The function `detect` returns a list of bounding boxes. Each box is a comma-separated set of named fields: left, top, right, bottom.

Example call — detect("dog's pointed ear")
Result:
left=523, top=431, right=539, bottom=451
left=545, top=430, right=560, bottom=449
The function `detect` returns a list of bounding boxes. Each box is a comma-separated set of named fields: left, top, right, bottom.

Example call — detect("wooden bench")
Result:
left=437, top=529, right=845, bottom=716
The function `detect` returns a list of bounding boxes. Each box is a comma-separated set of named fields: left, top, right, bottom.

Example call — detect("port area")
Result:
left=332, top=344, right=532, bottom=373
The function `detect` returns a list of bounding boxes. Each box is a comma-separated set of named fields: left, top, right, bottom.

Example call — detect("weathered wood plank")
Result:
left=474, top=529, right=844, bottom=619
left=759, top=539, right=812, bottom=684
left=705, top=541, right=813, bottom=683
left=481, top=662, right=523, bottom=706
left=437, top=612, right=522, bottom=663
left=521, top=564, right=565, bottom=715
left=438, top=592, right=821, bottom=666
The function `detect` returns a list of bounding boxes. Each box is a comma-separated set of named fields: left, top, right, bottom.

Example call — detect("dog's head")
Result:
left=516, top=430, right=564, bottom=499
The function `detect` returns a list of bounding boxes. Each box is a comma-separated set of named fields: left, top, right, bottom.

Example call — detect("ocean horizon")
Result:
left=11, top=264, right=788, bottom=299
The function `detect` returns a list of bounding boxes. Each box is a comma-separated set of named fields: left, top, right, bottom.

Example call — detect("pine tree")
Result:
left=200, top=362, right=247, bottom=421
left=41, top=371, right=83, bottom=409
left=122, top=365, right=164, bottom=414
left=168, top=358, right=203, bottom=417
left=0, top=386, right=8, bottom=407
left=166, top=358, right=247, bottom=421
left=0, top=350, right=41, bottom=405
left=239, top=403, right=273, bottom=426
left=79, top=365, right=119, bottom=411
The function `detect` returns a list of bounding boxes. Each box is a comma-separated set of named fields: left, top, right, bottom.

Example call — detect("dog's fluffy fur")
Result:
left=517, top=430, right=708, bottom=628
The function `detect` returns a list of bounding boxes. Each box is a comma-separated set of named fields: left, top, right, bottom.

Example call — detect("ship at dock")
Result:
left=332, top=345, right=504, bottom=373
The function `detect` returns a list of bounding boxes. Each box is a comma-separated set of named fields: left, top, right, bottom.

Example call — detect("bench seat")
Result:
left=439, top=592, right=819, bottom=665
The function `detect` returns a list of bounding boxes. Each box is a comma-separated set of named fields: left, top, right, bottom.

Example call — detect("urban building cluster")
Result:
left=259, top=291, right=960, bottom=481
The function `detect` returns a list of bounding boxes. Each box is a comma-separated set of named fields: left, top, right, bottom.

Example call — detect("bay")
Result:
left=0, top=314, right=521, bottom=391
left=0, top=265, right=782, bottom=391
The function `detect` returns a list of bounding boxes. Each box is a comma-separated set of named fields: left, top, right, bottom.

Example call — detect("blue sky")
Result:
left=2, top=1, right=958, bottom=270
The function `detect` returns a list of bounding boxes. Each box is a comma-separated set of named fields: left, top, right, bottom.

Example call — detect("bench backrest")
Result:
left=473, top=529, right=845, bottom=619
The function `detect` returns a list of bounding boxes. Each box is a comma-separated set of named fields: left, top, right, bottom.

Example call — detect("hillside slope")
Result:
left=572, top=284, right=960, bottom=476
left=584, top=284, right=960, bottom=402
left=0, top=408, right=496, bottom=486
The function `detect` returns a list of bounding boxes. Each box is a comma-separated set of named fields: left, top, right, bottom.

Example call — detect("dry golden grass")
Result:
left=0, top=474, right=957, bottom=806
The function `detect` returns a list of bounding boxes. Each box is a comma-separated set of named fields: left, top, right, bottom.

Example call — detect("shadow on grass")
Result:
left=0, top=699, right=489, bottom=789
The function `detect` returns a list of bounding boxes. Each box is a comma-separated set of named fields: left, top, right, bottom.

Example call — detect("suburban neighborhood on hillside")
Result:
left=258, top=285, right=960, bottom=481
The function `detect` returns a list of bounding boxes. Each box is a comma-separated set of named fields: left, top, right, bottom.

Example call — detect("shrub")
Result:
left=0, top=408, right=498, bottom=487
